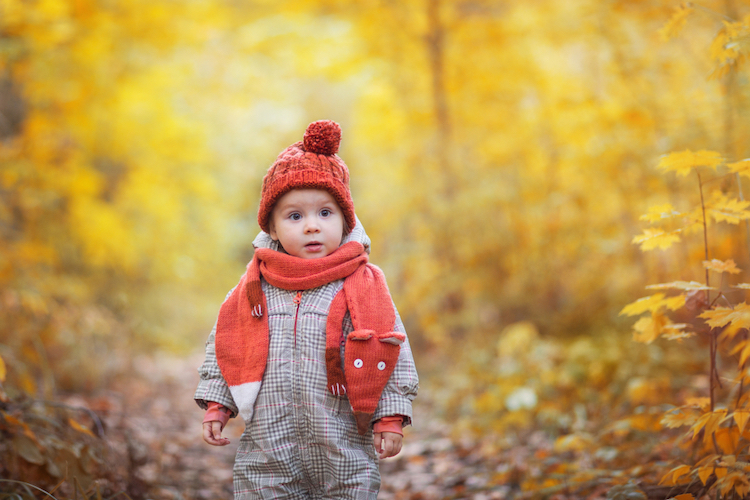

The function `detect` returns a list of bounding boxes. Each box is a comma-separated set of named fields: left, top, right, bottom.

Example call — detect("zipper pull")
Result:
left=293, top=291, right=302, bottom=305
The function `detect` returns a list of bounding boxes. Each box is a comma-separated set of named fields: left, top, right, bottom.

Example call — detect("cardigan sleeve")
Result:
left=194, top=289, right=239, bottom=417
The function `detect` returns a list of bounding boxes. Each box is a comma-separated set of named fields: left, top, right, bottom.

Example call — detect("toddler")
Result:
left=194, top=120, right=419, bottom=499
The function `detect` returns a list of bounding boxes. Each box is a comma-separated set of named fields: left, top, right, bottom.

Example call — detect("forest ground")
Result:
left=88, top=351, right=534, bottom=500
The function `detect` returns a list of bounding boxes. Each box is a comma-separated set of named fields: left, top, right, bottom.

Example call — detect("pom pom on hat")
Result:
left=303, top=120, right=341, bottom=156
left=257, top=120, right=356, bottom=234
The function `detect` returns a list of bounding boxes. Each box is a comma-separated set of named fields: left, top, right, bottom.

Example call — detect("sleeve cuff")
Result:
left=373, top=415, right=405, bottom=436
left=203, top=402, right=231, bottom=430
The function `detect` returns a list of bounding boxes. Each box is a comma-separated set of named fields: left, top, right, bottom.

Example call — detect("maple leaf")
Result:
left=658, top=3, right=694, bottom=41
left=720, top=322, right=748, bottom=342
left=647, top=281, right=715, bottom=291
left=632, top=228, right=681, bottom=251
left=661, top=326, right=693, bottom=341
left=727, top=159, right=750, bottom=178
left=703, top=259, right=741, bottom=274
left=620, top=293, right=685, bottom=316
left=632, top=312, right=668, bottom=344
left=640, top=203, right=682, bottom=223
left=700, top=303, right=750, bottom=329
left=658, top=150, right=723, bottom=176
left=707, top=193, right=750, bottom=224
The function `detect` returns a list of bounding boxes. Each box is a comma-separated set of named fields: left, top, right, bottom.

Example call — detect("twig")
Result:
left=692, top=2, right=736, bottom=22
left=699, top=171, right=718, bottom=412
left=0, top=480, right=59, bottom=500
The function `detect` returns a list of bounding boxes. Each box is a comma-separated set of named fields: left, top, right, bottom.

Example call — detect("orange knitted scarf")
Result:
left=215, top=241, right=404, bottom=434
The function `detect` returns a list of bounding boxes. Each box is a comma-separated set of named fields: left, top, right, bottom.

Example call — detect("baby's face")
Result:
left=268, top=189, right=345, bottom=259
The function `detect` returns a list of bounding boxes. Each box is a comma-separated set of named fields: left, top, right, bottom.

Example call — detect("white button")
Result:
left=377, top=361, right=386, bottom=371
left=354, top=359, right=363, bottom=368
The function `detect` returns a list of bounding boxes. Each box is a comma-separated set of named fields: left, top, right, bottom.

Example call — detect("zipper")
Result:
left=292, top=291, right=302, bottom=346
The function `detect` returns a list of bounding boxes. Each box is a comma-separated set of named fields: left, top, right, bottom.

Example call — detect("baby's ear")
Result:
left=377, top=332, right=405, bottom=345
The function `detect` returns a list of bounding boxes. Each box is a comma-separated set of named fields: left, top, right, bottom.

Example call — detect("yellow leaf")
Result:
left=731, top=471, right=750, bottom=497
left=640, top=203, right=682, bottom=223
left=664, top=295, right=688, bottom=310
left=686, top=397, right=711, bottom=409
left=658, top=150, right=723, bottom=176
left=661, top=465, right=690, bottom=485
left=728, top=159, right=750, bottom=178
left=658, top=3, right=694, bottom=41
left=633, top=228, right=681, bottom=251
left=716, top=470, right=749, bottom=498
left=1, top=411, right=37, bottom=441
left=0, top=355, right=5, bottom=383
left=706, top=411, right=728, bottom=440
left=739, top=343, right=750, bottom=367
left=691, top=410, right=727, bottom=444
left=719, top=322, right=745, bottom=342
left=662, top=408, right=699, bottom=429
left=716, top=428, right=738, bottom=454
left=730, top=340, right=750, bottom=367
left=700, top=303, right=750, bottom=329
left=621, top=294, right=665, bottom=316
left=553, top=433, right=591, bottom=452
left=698, top=465, right=713, bottom=485
left=716, top=467, right=728, bottom=479
left=661, top=328, right=694, bottom=341
left=704, top=259, right=741, bottom=274
left=68, top=418, right=96, bottom=438
left=620, top=294, right=686, bottom=316
left=672, top=465, right=692, bottom=484
left=671, top=494, right=694, bottom=500
left=736, top=411, right=750, bottom=434
left=708, top=192, right=750, bottom=224
left=647, top=281, right=715, bottom=291
left=633, top=312, right=668, bottom=344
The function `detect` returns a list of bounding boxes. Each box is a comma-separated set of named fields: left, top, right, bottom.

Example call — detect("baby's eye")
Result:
left=320, top=209, right=332, bottom=217
left=289, top=212, right=302, bottom=221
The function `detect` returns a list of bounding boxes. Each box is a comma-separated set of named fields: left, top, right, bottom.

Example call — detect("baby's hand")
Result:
left=203, top=421, right=230, bottom=446
left=373, top=431, right=402, bottom=459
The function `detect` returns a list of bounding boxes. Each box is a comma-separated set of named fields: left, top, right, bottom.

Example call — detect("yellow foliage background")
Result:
left=2, top=0, right=750, bottom=450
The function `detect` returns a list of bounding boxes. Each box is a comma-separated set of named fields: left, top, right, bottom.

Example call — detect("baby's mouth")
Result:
left=305, top=241, right=322, bottom=249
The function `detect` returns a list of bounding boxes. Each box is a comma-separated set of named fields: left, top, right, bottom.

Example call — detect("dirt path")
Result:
left=97, top=352, right=513, bottom=500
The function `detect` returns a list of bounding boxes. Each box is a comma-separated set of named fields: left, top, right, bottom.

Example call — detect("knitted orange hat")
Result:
left=257, top=120, right=356, bottom=234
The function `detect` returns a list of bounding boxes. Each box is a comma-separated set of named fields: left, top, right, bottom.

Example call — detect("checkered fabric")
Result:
left=195, top=224, right=419, bottom=500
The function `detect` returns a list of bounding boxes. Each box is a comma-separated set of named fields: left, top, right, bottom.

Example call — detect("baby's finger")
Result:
left=203, top=422, right=230, bottom=446
left=391, top=439, right=402, bottom=457
left=212, top=421, right=224, bottom=441
left=380, top=438, right=394, bottom=459
left=373, top=432, right=382, bottom=453
left=202, top=422, right=216, bottom=444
